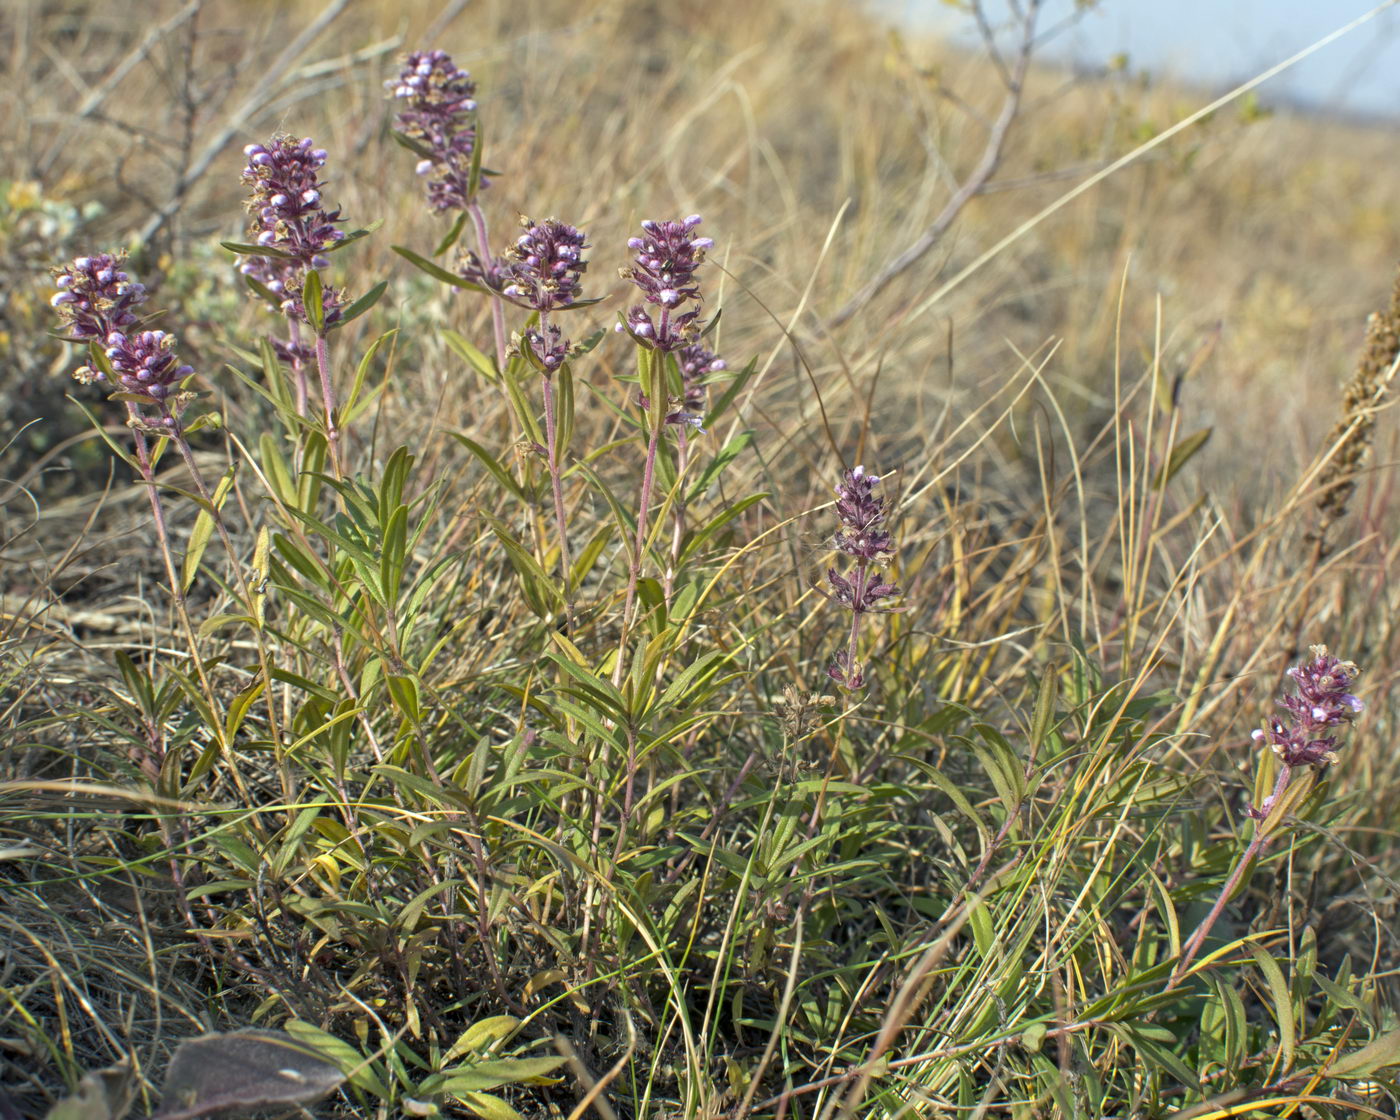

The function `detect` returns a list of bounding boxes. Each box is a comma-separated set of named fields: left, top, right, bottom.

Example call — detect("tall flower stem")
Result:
left=1167, top=764, right=1292, bottom=989
left=468, top=201, right=508, bottom=371
left=539, top=361, right=575, bottom=631
left=128, top=420, right=218, bottom=716
left=842, top=563, right=869, bottom=691
left=664, top=431, right=691, bottom=605
left=615, top=411, right=663, bottom=688
left=313, top=331, right=342, bottom=478
left=288, top=317, right=308, bottom=418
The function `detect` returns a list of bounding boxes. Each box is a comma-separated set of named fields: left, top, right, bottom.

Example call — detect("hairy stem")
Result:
left=468, top=200, right=508, bottom=371
left=313, top=331, right=341, bottom=477
left=1167, top=764, right=1293, bottom=989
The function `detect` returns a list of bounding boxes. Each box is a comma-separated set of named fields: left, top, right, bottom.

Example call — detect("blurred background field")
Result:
left=4, top=0, right=1400, bottom=1117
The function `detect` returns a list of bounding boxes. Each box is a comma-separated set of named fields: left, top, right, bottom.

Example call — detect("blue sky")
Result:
left=881, top=0, right=1400, bottom=118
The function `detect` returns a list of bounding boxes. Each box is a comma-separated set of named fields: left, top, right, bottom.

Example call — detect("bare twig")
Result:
left=136, top=0, right=350, bottom=247
left=36, top=0, right=204, bottom=177
left=830, top=0, right=1042, bottom=328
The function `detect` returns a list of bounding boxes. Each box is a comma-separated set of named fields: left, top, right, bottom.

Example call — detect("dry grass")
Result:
left=3, top=0, right=1400, bottom=1117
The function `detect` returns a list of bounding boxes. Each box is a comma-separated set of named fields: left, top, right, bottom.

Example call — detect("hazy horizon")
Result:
left=881, top=0, right=1400, bottom=119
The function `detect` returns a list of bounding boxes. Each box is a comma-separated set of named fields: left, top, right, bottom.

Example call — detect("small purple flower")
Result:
left=523, top=322, right=569, bottom=372
left=1250, top=645, right=1363, bottom=769
left=51, top=253, right=147, bottom=346
left=498, top=217, right=588, bottom=312
left=388, top=49, right=483, bottom=211
left=678, top=341, right=725, bottom=413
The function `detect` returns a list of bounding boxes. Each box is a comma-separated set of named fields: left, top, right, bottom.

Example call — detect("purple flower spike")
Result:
left=1251, top=645, right=1363, bottom=769
left=625, top=215, right=710, bottom=309
left=51, top=253, right=147, bottom=346
left=240, top=135, right=347, bottom=327
left=678, top=341, right=725, bottom=412
left=834, top=466, right=896, bottom=566
left=241, top=136, right=344, bottom=267
left=663, top=341, right=724, bottom=430
left=621, top=215, right=714, bottom=352
left=823, top=466, right=901, bottom=692
left=498, top=217, right=588, bottom=312
left=388, top=49, right=483, bottom=211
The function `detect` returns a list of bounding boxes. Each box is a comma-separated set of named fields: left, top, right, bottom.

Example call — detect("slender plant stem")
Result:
left=664, top=429, right=691, bottom=605
left=1167, top=764, right=1293, bottom=989
left=313, top=331, right=342, bottom=477
left=841, top=563, right=869, bottom=690
left=539, top=313, right=576, bottom=631
left=468, top=200, right=508, bottom=371
left=615, top=413, right=663, bottom=687
left=124, top=410, right=260, bottom=815
left=128, top=421, right=219, bottom=716
left=288, top=316, right=308, bottom=418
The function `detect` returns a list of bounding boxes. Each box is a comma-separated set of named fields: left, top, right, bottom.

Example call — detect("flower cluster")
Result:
left=499, top=217, right=589, bottom=312
left=619, top=215, right=713, bottom=351
left=102, top=329, right=194, bottom=404
left=523, top=322, right=569, bottom=372
left=388, top=49, right=481, bottom=212
left=1251, top=645, right=1363, bottom=769
left=665, top=340, right=725, bottom=430
left=239, top=136, right=346, bottom=327
left=825, top=466, right=900, bottom=691
left=51, top=253, right=146, bottom=346
left=51, top=255, right=194, bottom=417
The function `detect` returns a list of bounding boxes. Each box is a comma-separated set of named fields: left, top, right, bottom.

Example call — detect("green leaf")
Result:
left=1030, top=663, right=1060, bottom=755
left=1246, top=943, right=1296, bottom=1071
left=323, top=222, right=381, bottom=254
left=455, top=1091, right=526, bottom=1120
left=451, top=434, right=527, bottom=502
left=221, top=240, right=296, bottom=259
left=1328, top=1026, right=1400, bottom=1079
left=703, top=356, right=757, bottom=429
left=482, top=514, right=562, bottom=618
left=1152, top=427, right=1212, bottom=488
left=224, top=678, right=266, bottom=743
left=434, top=211, right=471, bottom=256
left=282, top=1022, right=388, bottom=1098
left=686, top=430, right=752, bottom=503
left=440, top=1057, right=567, bottom=1093
left=442, top=1018, right=521, bottom=1064
left=392, top=244, right=488, bottom=292
left=334, top=280, right=388, bottom=329
left=467, top=118, right=486, bottom=199
left=442, top=329, right=499, bottom=383
left=182, top=464, right=237, bottom=593
left=302, top=268, right=325, bottom=334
